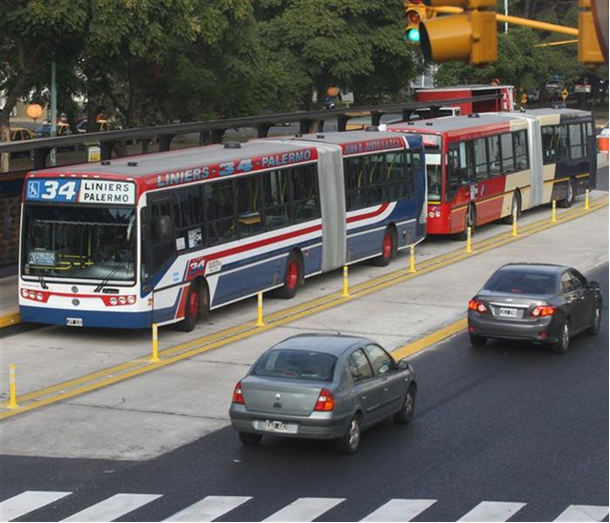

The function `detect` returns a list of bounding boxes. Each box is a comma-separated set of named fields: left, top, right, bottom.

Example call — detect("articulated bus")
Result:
left=19, top=131, right=426, bottom=330
left=387, top=108, right=596, bottom=239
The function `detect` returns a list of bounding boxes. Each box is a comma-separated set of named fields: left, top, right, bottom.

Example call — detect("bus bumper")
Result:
left=19, top=305, right=152, bottom=329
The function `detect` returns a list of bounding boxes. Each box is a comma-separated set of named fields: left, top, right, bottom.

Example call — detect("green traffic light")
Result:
left=407, top=28, right=420, bottom=43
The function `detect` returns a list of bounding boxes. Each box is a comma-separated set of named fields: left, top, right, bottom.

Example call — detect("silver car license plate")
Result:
left=264, top=420, right=296, bottom=433
left=66, top=317, right=83, bottom=327
left=498, top=307, right=517, bottom=318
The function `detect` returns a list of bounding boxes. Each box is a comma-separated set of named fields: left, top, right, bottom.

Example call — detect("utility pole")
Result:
left=504, top=0, right=508, bottom=33
left=50, top=55, right=57, bottom=167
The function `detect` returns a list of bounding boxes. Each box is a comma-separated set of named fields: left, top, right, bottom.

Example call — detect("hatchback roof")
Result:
left=273, top=334, right=371, bottom=355
left=498, top=263, right=569, bottom=274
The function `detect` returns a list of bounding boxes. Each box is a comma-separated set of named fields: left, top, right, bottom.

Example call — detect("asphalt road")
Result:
left=2, top=263, right=607, bottom=522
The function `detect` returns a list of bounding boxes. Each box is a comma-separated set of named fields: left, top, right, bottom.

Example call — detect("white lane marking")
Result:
left=361, top=499, right=437, bottom=522
left=264, top=497, right=345, bottom=522
left=458, top=501, right=526, bottom=522
left=164, top=496, right=251, bottom=522
left=554, top=505, right=609, bottom=521
left=0, top=491, right=71, bottom=522
left=62, top=493, right=161, bottom=522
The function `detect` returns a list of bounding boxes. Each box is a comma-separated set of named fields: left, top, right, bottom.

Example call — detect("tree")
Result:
left=0, top=0, right=87, bottom=171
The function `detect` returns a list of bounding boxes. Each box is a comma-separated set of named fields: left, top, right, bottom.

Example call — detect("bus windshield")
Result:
left=22, top=205, right=136, bottom=282
left=420, top=134, right=443, bottom=201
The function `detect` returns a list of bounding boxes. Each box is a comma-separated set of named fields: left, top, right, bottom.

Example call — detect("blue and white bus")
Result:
left=19, top=131, right=426, bottom=330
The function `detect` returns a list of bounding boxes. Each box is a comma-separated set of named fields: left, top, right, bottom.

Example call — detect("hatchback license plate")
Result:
left=498, top=307, right=518, bottom=318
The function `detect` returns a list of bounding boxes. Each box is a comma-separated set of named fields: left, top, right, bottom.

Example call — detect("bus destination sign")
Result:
left=25, top=178, right=136, bottom=205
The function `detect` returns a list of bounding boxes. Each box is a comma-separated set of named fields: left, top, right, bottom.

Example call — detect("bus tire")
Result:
left=454, top=204, right=475, bottom=241
left=177, top=280, right=208, bottom=332
left=559, top=178, right=576, bottom=208
left=372, top=226, right=396, bottom=267
left=502, top=191, right=521, bottom=224
left=276, top=251, right=302, bottom=299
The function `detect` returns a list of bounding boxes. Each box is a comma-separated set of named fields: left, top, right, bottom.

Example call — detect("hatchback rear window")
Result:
left=484, top=270, right=557, bottom=295
left=253, top=350, right=337, bottom=382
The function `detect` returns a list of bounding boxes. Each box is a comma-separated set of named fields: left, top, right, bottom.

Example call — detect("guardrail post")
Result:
left=585, top=189, right=590, bottom=210
left=151, top=324, right=160, bottom=363
left=466, top=227, right=473, bottom=253
left=552, top=200, right=557, bottom=222
left=342, top=266, right=350, bottom=297
left=512, top=210, right=518, bottom=237
left=256, top=292, right=265, bottom=326
left=8, top=364, right=18, bottom=409
left=409, top=245, right=416, bottom=273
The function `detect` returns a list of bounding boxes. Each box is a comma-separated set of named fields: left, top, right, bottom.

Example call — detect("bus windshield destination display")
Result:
left=25, top=179, right=135, bottom=205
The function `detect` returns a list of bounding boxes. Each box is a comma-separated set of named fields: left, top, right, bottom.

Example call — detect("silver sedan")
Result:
left=229, top=334, right=417, bottom=454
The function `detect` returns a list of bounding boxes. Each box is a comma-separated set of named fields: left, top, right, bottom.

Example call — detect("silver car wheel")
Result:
left=594, top=307, right=601, bottom=330
left=404, top=390, right=414, bottom=417
left=560, top=323, right=569, bottom=350
left=348, top=419, right=360, bottom=450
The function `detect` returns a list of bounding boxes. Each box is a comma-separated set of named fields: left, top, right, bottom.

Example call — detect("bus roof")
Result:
left=387, top=113, right=519, bottom=136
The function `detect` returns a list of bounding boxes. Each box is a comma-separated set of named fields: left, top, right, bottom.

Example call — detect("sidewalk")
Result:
left=0, top=196, right=607, bottom=461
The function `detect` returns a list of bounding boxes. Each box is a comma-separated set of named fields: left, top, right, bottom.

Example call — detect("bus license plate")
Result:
left=499, top=308, right=517, bottom=318
left=66, top=317, right=83, bottom=327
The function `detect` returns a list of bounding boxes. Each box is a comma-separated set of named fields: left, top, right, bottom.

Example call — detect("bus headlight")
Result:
left=127, top=296, right=136, bottom=304
left=119, top=296, right=127, bottom=305
left=21, top=289, right=29, bottom=298
left=110, top=297, right=118, bottom=305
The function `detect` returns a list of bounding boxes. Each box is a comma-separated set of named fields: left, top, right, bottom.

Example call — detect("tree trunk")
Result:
left=0, top=111, right=11, bottom=173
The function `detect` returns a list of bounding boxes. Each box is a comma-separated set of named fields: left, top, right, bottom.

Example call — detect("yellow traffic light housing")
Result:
left=578, top=0, right=604, bottom=64
left=419, top=0, right=498, bottom=65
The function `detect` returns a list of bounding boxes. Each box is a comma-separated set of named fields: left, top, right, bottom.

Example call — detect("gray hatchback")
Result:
left=229, top=334, right=417, bottom=454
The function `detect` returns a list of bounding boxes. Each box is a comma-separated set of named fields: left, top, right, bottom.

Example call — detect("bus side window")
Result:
left=264, top=169, right=291, bottom=230
left=554, top=125, right=569, bottom=162
left=569, top=124, right=584, bottom=160
left=500, top=133, right=515, bottom=173
left=447, top=143, right=462, bottom=200
left=149, top=199, right=175, bottom=274
left=140, top=208, right=150, bottom=282
left=514, top=130, right=530, bottom=170
left=487, top=135, right=501, bottom=177
left=541, top=126, right=555, bottom=165
left=205, top=179, right=236, bottom=246
left=343, top=156, right=366, bottom=211
left=292, top=164, right=321, bottom=223
left=473, top=138, right=488, bottom=181
left=235, top=174, right=264, bottom=238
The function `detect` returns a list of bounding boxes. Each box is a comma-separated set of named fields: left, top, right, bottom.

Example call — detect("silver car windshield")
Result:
left=253, top=350, right=337, bottom=382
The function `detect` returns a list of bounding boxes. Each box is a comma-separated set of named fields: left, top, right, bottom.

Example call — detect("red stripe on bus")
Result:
left=346, top=203, right=390, bottom=224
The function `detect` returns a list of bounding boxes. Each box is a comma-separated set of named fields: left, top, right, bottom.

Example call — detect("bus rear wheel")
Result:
left=276, top=252, right=302, bottom=299
left=559, top=178, right=576, bottom=208
left=502, top=191, right=521, bottom=224
left=177, top=281, right=208, bottom=332
left=372, top=227, right=396, bottom=267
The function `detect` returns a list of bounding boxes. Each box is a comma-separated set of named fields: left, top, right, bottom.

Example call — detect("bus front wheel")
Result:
left=372, top=227, right=396, bottom=267
left=177, top=280, right=209, bottom=332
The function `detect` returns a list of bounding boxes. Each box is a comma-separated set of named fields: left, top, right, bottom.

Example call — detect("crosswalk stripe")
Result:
left=264, top=497, right=345, bottom=522
left=163, top=496, right=252, bottom=522
left=554, top=505, right=609, bottom=522
left=0, top=491, right=71, bottom=522
left=360, top=499, right=437, bottom=522
left=458, top=501, right=526, bottom=522
left=62, top=493, right=161, bottom=522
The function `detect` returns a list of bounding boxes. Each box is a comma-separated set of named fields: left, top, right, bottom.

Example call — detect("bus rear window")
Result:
left=253, top=350, right=337, bottom=382
left=484, top=270, right=557, bottom=295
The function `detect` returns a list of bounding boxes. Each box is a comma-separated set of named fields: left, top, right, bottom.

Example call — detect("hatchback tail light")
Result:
left=468, top=299, right=488, bottom=314
left=314, top=389, right=335, bottom=412
left=232, top=381, right=245, bottom=404
left=531, top=305, right=556, bottom=317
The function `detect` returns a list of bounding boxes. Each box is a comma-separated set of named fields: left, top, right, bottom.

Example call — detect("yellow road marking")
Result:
left=1, top=196, right=607, bottom=419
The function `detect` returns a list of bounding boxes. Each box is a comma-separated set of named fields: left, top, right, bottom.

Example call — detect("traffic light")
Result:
left=419, top=0, right=498, bottom=65
left=404, top=0, right=427, bottom=44
left=578, top=0, right=603, bottom=64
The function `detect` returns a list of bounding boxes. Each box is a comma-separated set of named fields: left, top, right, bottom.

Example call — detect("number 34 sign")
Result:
left=26, top=179, right=79, bottom=202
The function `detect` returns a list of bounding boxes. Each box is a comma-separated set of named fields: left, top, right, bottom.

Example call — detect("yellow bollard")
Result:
left=585, top=189, right=590, bottom=210
left=256, top=292, right=265, bottom=326
left=342, top=265, right=350, bottom=297
left=151, top=323, right=160, bottom=363
left=409, top=245, right=416, bottom=273
left=466, top=227, right=472, bottom=253
left=512, top=210, right=518, bottom=237
left=552, top=200, right=557, bottom=223
left=8, top=364, right=18, bottom=409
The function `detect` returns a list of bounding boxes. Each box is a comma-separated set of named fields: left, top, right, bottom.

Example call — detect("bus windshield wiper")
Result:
left=94, top=261, right=129, bottom=293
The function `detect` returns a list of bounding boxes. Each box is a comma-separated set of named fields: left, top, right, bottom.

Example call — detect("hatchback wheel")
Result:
left=239, top=432, right=262, bottom=446
left=551, top=320, right=570, bottom=354
left=336, top=416, right=361, bottom=454
left=586, top=305, right=602, bottom=335
left=394, top=386, right=416, bottom=425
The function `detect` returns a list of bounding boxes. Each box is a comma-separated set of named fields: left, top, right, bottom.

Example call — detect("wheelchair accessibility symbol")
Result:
left=27, top=181, right=40, bottom=199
